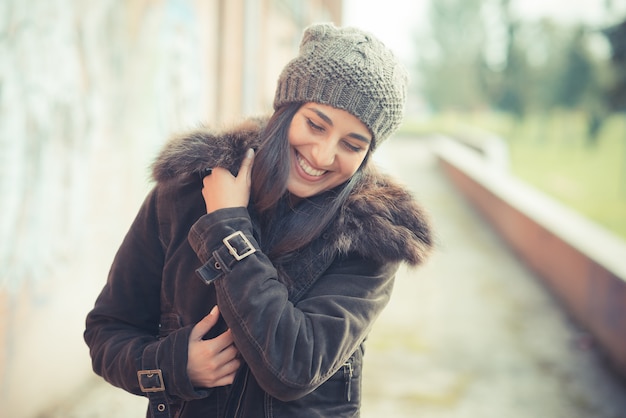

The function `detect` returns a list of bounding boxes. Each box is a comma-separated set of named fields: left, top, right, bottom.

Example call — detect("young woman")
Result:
left=84, top=23, right=433, bottom=417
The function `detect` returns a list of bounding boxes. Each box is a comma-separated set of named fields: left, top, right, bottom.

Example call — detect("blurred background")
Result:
left=1, top=0, right=626, bottom=417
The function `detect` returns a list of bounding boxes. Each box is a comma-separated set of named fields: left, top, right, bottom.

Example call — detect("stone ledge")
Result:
left=434, top=135, right=626, bottom=377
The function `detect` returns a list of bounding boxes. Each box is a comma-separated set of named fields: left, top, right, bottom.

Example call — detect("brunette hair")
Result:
left=251, top=102, right=367, bottom=263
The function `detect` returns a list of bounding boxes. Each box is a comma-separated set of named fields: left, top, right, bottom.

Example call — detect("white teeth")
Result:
left=296, top=152, right=326, bottom=177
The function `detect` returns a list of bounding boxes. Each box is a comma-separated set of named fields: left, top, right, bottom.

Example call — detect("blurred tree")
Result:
left=529, top=20, right=571, bottom=112
left=416, top=0, right=616, bottom=137
left=602, top=17, right=626, bottom=189
left=554, top=27, right=595, bottom=109
left=487, top=0, right=529, bottom=118
left=603, top=19, right=626, bottom=112
left=417, top=0, right=487, bottom=111
left=580, top=16, right=626, bottom=146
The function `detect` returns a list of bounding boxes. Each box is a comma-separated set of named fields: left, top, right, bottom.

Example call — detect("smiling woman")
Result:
left=286, top=103, right=371, bottom=199
left=84, top=23, right=433, bottom=418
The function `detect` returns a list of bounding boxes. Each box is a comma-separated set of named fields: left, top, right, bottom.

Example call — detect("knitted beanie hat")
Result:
left=274, top=23, right=408, bottom=148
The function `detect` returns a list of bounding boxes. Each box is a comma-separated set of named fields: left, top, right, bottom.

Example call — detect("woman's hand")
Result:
left=202, top=148, right=255, bottom=214
left=187, top=306, right=242, bottom=388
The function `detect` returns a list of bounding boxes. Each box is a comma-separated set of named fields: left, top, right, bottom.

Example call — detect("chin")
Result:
left=287, top=181, right=323, bottom=200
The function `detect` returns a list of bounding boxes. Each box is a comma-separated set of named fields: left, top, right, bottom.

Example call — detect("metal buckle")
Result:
left=223, top=231, right=256, bottom=261
left=137, top=369, right=165, bottom=393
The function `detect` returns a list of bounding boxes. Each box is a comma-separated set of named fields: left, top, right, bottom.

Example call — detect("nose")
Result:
left=310, top=137, right=336, bottom=168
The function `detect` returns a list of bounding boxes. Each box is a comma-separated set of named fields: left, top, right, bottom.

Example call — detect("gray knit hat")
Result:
left=274, top=23, right=408, bottom=148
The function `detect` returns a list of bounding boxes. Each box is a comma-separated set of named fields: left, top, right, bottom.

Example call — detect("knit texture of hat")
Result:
left=274, top=23, right=408, bottom=148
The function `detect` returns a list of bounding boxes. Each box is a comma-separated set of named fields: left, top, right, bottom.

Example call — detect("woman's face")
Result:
left=286, top=103, right=372, bottom=199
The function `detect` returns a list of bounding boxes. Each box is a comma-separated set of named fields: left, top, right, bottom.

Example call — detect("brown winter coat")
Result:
left=84, top=117, right=433, bottom=417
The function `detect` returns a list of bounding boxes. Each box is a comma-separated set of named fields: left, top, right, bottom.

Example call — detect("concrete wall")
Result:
left=435, top=136, right=626, bottom=377
left=0, top=1, right=342, bottom=416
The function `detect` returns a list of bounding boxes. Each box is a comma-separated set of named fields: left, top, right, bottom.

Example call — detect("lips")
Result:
left=296, top=151, right=326, bottom=177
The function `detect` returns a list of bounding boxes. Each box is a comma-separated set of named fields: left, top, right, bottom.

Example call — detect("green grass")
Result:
left=400, top=111, right=626, bottom=240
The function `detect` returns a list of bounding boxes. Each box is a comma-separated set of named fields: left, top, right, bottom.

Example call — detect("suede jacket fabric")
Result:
left=84, top=117, right=433, bottom=418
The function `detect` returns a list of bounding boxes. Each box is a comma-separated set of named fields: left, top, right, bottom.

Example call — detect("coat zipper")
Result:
left=223, top=366, right=250, bottom=418
left=343, top=360, right=353, bottom=402
left=232, top=368, right=250, bottom=417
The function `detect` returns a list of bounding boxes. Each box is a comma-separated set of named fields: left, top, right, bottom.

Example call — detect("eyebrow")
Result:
left=306, top=106, right=372, bottom=145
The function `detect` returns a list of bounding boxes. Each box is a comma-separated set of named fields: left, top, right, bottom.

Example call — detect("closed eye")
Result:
left=342, top=140, right=363, bottom=152
left=306, top=118, right=325, bottom=133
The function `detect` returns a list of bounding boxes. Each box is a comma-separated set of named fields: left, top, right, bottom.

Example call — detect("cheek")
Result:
left=351, top=154, right=368, bottom=173
left=339, top=155, right=366, bottom=181
left=287, top=121, right=306, bottom=147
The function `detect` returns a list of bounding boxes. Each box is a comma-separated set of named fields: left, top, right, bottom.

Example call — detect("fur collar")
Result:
left=152, top=117, right=433, bottom=266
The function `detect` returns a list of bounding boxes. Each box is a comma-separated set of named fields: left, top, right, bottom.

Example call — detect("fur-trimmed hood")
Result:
left=152, top=117, right=433, bottom=266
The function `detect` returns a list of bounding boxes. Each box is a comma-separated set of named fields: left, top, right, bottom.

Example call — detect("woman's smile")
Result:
left=286, top=103, right=371, bottom=199
left=295, top=151, right=327, bottom=178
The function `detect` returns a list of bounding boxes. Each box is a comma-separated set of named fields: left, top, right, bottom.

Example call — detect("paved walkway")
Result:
left=46, top=138, right=626, bottom=418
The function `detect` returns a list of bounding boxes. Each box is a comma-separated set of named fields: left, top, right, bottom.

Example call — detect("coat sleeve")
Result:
left=188, top=207, right=398, bottom=402
left=83, top=186, right=209, bottom=402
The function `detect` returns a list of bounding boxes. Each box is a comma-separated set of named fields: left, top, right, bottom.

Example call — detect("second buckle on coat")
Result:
left=223, top=231, right=256, bottom=261
left=137, top=369, right=165, bottom=393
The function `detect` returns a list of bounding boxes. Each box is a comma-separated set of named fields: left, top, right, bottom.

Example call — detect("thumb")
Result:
left=237, top=148, right=255, bottom=184
left=190, top=305, right=219, bottom=341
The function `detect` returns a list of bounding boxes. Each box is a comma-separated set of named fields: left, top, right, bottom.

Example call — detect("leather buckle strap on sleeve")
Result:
left=223, top=231, right=256, bottom=261
left=140, top=344, right=171, bottom=417
left=196, top=230, right=258, bottom=285
left=138, top=369, right=165, bottom=393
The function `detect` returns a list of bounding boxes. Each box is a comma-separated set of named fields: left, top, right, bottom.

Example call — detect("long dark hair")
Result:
left=250, top=102, right=367, bottom=263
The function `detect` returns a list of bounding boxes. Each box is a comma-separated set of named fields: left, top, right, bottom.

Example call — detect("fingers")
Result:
left=202, top=148, right=254, bottom=184
left=238, top=148, right=255, bottom=185
left=187, top=327, right=242, bottom=388
left=206, top=328, right=237, bottom=354
left=200, top=149, right=254, bottom=213
left=205, top=336, right=240, bottom=371
left=210, top=372, right=238, bottom=387
left=189, top=305, right=219, bottom=341
left=209, top=356, right=242, bottom=386
left=204, top=343, right=242, bottom=386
